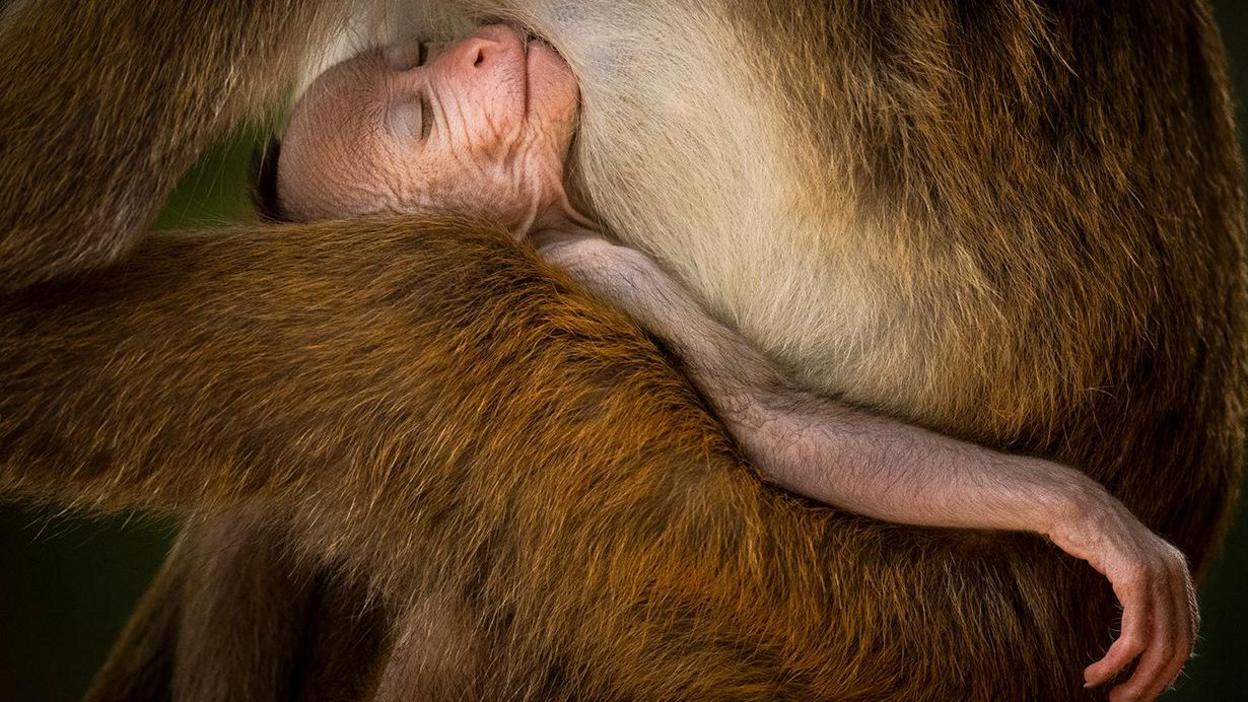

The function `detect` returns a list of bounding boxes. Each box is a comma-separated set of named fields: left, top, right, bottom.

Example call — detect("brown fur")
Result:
left=0, top=0, right=1244, bottom=700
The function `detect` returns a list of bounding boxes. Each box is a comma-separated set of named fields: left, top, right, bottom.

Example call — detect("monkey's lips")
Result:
left=522, top=37, right=578, bottom=126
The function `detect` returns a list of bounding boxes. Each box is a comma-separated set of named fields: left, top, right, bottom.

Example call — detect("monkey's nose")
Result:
left=458, top=24, right=524, bottom=70
left=457, top=37, right=507, bottom=71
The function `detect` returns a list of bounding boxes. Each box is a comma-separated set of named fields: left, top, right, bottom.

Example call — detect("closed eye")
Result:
left=418, top=91, right=434, bottom=140
left=385, top=92, right=431, bottom=143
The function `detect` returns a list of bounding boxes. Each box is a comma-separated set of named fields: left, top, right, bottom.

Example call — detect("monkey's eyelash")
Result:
left=418, top=92, right=434, bottom=140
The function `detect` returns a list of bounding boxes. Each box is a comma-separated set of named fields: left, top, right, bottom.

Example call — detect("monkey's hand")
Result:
left=1048, top=490, right=1197, bottom=702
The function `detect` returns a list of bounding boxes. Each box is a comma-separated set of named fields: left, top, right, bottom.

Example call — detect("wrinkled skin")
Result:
left=280, top=24, right=587, bottom=235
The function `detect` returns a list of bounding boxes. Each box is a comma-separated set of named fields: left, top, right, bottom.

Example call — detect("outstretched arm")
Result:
left=537, top=230, right=1197, bottom=699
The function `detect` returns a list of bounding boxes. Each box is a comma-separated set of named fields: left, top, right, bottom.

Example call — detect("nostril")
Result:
left=474, top=49, right=485, bottom=67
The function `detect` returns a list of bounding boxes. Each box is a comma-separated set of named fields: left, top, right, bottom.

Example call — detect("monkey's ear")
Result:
left=250, top=137, right=288, bottom=223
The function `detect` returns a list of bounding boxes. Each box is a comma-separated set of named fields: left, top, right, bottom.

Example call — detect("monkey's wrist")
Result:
left=1041, top=471, right=1116, bottom=547
left=968, top=455, right=1098, bottom=538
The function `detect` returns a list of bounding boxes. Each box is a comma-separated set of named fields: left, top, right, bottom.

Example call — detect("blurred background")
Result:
left=2, top=3, right=1248, bottom=700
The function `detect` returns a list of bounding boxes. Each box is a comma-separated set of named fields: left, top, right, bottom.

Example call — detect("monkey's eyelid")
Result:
left=418, top=92, right=434, bottom=140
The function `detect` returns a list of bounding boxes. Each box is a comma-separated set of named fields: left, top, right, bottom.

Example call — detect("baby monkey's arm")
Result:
left=535, top=229, right=1196, bottom=698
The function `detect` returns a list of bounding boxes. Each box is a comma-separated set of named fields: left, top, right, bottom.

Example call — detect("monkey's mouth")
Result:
left=522, top=35, right=535, bottom=121
left=522, top=32, right=563, bottom=104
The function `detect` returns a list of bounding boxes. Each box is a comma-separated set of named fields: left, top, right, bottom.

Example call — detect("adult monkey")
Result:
left=0, top=0, right=1243, bottom=700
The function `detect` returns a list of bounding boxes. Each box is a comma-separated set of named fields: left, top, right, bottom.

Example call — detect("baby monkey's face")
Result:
left=278, top=24, right=579, bottom=232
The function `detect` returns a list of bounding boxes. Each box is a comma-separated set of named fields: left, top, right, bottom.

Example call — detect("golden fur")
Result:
left=0, top=0, right=1244, bottom=699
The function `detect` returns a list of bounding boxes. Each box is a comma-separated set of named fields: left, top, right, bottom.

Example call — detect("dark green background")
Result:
left=3, top=4, right=1248, bottom=700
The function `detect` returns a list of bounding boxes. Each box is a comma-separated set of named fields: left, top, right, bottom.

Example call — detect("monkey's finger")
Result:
left=1139, top=569, right=1195, bottom=701
left=1085, top=586, right=1149, bottom=686
left=1108, top=578, right=1175, bottom=702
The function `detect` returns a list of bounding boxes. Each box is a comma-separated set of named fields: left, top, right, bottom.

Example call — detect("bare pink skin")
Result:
left=278, top=26, right=1195, bottom=702
left=279, top=24, right=590, bottom=235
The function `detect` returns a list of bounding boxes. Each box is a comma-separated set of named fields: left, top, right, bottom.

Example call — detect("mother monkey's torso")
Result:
left=16, top=1, right=1242, bottom=701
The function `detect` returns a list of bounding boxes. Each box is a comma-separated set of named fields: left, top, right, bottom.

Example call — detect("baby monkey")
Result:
left=267, top=24, right=1194, bottom=699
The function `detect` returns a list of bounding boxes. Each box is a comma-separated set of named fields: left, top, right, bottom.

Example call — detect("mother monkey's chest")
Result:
left=525, top=0, right=1220, bottom=457
left=349, top=1, right=1241, bottom=548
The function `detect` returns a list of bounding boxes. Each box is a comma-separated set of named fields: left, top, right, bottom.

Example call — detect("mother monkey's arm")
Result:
left=0, top=1, right=1101, bottom=700
left=0, top=221, right=1090, bottom=700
